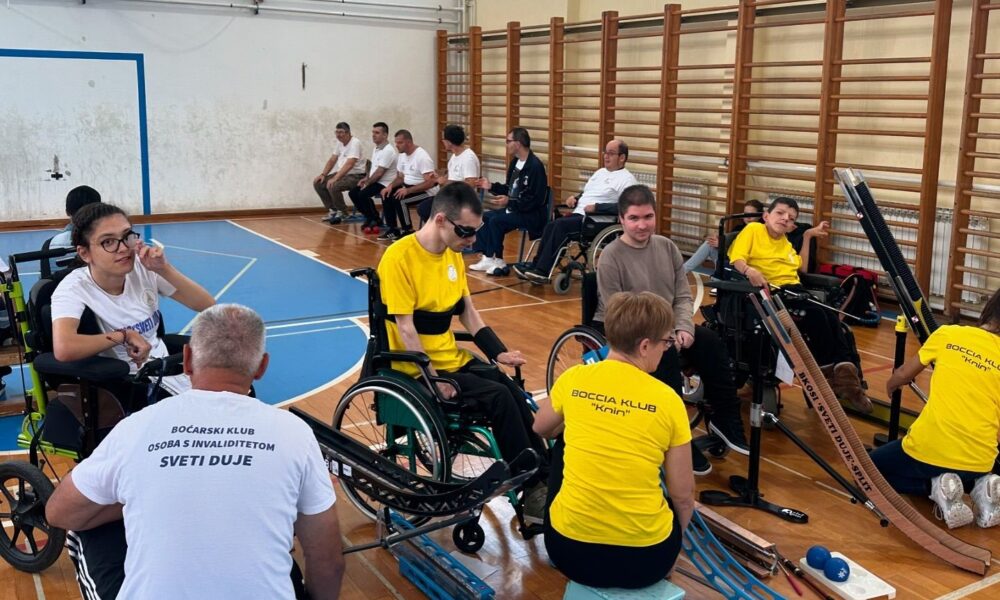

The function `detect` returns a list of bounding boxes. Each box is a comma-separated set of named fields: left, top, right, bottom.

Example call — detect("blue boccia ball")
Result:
left=824, top=557, right=851, bottom=583
left=806, top=545, right=831, bottom=569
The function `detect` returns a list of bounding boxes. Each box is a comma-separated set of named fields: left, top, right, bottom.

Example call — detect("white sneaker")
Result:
left=469, top=256, right=493, bottom=271
left=929, top=473, right=974, bottom=529
left=971, top=474, right=1000, bottom=528
left=487, top=257, right=507, bottom=272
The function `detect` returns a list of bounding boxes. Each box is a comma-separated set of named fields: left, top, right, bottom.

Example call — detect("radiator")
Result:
left=770, top=194, right=989, bottom=306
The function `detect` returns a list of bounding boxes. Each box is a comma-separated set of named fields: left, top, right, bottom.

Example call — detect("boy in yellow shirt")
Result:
left=871, top=288, right=1000, bottom=529
left=727, top=197, right=870, bottom=412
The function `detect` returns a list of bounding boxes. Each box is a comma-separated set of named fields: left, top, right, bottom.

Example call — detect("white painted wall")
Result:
left=0, top=0, right=454, bottom=220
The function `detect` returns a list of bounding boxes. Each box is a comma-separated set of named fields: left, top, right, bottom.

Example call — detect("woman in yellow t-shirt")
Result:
left=533, top=291, right=695, bottom=589
left=871, top=288, right=1000, bottom=530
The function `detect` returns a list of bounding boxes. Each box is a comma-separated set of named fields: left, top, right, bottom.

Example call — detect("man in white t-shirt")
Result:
left=47, top=304, right=345, bottom=600
left=514, top=139, right=637, bottom=283
left=377, top=129, right=440, bottom=242
left=313, top=121, right=366, bottom=224
left=349, top=121, right=399, bottom=234
left=418, top=124, right=481, bottom=225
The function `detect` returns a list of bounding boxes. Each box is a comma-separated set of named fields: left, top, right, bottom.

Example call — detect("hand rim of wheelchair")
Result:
left=0, top=461, right=66, bottom=573
left=333, top=377, right=450, bottom=525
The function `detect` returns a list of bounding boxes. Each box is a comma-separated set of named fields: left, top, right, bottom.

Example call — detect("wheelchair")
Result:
left=545, top=271, right=731, bottom=459
left=698, top=214, right=867, bottom=416
left=0, top=247, right=185, bottom=573
left=544, top=211, right=624, bottom=295
left=332, top=267, right=542, bottom=553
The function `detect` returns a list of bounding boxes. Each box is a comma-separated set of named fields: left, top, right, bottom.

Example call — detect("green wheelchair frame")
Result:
left=333, top=268, right=542, bottom=553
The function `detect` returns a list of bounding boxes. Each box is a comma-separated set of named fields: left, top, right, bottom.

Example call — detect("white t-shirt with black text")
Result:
left=574, top=168, right=638, bottom=215
left=447, top=147, right=480, bottom=183
left=51, top=259, right=177, bottom=372
left=369, top=143, right=398, bottom=186
left=70, top=389, right=336, bottom=599
left=331, top=136, right=366, bottom=176
left=398, top=146, right=440, bottom=195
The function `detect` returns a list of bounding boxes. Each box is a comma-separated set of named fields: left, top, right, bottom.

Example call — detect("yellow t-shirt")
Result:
left=549, top=360, right=692, bottom=547
left=377, top=235, right=472, bottom=377
left=902, top=325, right=1000, bottom=472
left=727, top=222, right=801, bottom=287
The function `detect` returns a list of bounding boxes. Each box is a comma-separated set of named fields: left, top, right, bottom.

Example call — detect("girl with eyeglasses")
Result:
left=51, top=203, right=215, bottom=378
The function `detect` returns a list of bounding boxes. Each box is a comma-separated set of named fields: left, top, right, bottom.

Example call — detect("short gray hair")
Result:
left=189, top=304, right=266, bottom=378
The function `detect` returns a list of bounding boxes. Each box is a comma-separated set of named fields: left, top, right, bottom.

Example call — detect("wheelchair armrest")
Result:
left=453, top=331, right=474, bottom=343
left=800, top=272, right=842, bottom=290
left=379, top=350, right=432, bottom=367
left=33, top=353, right=131, bottom=382
left=135, top=354, right=184, bottom=381
left=428, top=375, right=463, bottom=407
left=584, top=213, right=618, bottom=224
left=708, top=279, right=759, bottom=295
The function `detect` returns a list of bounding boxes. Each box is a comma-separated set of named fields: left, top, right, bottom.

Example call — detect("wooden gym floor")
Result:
left=2, top=214, right=998, bottom=600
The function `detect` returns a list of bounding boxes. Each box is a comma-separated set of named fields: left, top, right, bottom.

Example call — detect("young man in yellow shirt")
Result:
left=727, top=197, right=871, bottom=412
left=377, top=182, right=549, bottom=524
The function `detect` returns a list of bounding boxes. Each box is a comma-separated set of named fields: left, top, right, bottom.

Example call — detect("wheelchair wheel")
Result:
left=447, top=428, right=499, bottom=482
left=452, top=520, right=485, bottom=553
left=0, top=461, right=65, bottom=573
left=552, top=272, right=572, bottom=295
left=333, top=378, right=449, bottom=522
left=586, top=224, right=624, bottom=271
left=546, top=326, right=606, bottom=393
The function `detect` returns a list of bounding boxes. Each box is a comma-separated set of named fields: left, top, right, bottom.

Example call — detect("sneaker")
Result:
left=971, top=474, right=1000, bottom=528
left=321, top=212, right=336, bottom=223
left=692, top=447, right=712, bottom=476
left=327, top=214, right=343, bottom=225
left=929, top=473, right=974, bottom=529
left=831, top=362, right=872, bottom=413
left=521, top=483, right=548, bottom=526
left=377, top=228, right=400, bottom=242
left=709, top=412, right=750, bottom=456
left=524, top=268, right=550, bottom=284
left=469, top=256, right=494, bottom=272
left=486, top=257, right=508, bottom=275
left=512, top=263, right=533, bottom=280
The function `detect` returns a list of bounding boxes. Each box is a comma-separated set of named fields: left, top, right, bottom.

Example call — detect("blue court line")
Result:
left=0, top=48, right=150, bottom=215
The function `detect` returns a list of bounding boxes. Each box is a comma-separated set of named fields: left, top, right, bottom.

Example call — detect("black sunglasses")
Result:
left=446, top=218, right=482, bottom=239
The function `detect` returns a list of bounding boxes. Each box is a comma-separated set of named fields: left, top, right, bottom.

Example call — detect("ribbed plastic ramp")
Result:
left=833, top=168, right=938, bottom=342
left=760, top=299, right=989, bottom=574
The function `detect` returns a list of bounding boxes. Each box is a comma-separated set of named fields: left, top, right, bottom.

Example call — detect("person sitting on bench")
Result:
left=871, top=287, right=1000, bottom=530
left=533, top=291, right=695, bottom=589
left=727, top=196, right=871, bottom=413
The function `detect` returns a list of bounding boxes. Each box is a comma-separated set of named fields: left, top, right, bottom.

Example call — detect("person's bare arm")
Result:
left=361, top=166, right=387, bottom=189
left=458, top=296, right=525, bottom=367
left=46, top=472, right=123, bottom=531
left=327, top=158, right=359, bottom=184
left=406, top=171, right=438, bottom=194
left=394, top=314, right=458, bottom=399
left=532, top=397, right=564, bottom=438
left=886, top=353, right=926, bottom=398
left=382, top=173, right=404, bottom=198
left=798, top=221, right=830, bottom=274
left=664, top=444, right=695, bottom=533
left=136, top=241, right=215, bottom=311
left=315, top=155, right=337, bottom=182
left=295, top=506, right=345, bottom=600
left=731, top=259, right=769, bottom=288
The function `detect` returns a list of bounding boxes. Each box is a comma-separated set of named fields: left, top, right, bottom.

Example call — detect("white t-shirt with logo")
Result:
left=331, top=136, right=366, bottom=176
left=447, top=148, right=480, bottom=183
left=574, top=168, right=638, bottom=215
left=70, top=389, right=336, bottom=600
left=370, top=143, right=399, bottom=186
left=398, top=146, right=440, bottom=195
left=51, top=259, right=177, bottom=372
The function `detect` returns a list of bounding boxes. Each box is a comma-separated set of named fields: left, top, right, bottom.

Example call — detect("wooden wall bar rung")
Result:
left=835, top=56, right=930, bottom=65
left=745, top=17, right=826, bottom=29
left=831, top=110, right=927, bottom=118
left=830, top=93, right=929, bottom=100
left=828, top=128, right=926, bottom=137
left=745, top=59, right=822, bottom=67
left=837, top=8, right=936, bottom=23
left=677, top=24, right=738, bottom=35
left=611, top=66, right=662, bottom=72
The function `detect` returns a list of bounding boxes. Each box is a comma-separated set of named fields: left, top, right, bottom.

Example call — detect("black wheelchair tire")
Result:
left=452, top=521, right=486, bottom=554
left=546, top=325, right=607, bottom=394
left=332, top=378, right=450, bottom=524
left=0, top=461, right=66, bottom=573
left=586, top=224, right=624, bottom=271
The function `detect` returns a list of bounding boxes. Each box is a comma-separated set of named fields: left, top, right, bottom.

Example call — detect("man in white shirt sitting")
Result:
left=514, top=139, right=637, bottom=283
left=349, top=121, right=399, bottom=234
left=313, top=121, right=366, bottom=225
left=378, top=129, right=440, bottom=242
left=47, top=304, right=345, bottom=600
left=416, top=124, right=481, bottom=224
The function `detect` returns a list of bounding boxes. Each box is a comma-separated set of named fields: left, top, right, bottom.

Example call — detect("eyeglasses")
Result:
left=97, top=231, right=140, bottom=253
left=446, top=218, right=483, bottom=239
left=661, top=336, right=676, bottom=347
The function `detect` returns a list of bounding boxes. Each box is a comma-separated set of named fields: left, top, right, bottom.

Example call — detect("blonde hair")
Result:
left=604, top=291, right=674, bottom=355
